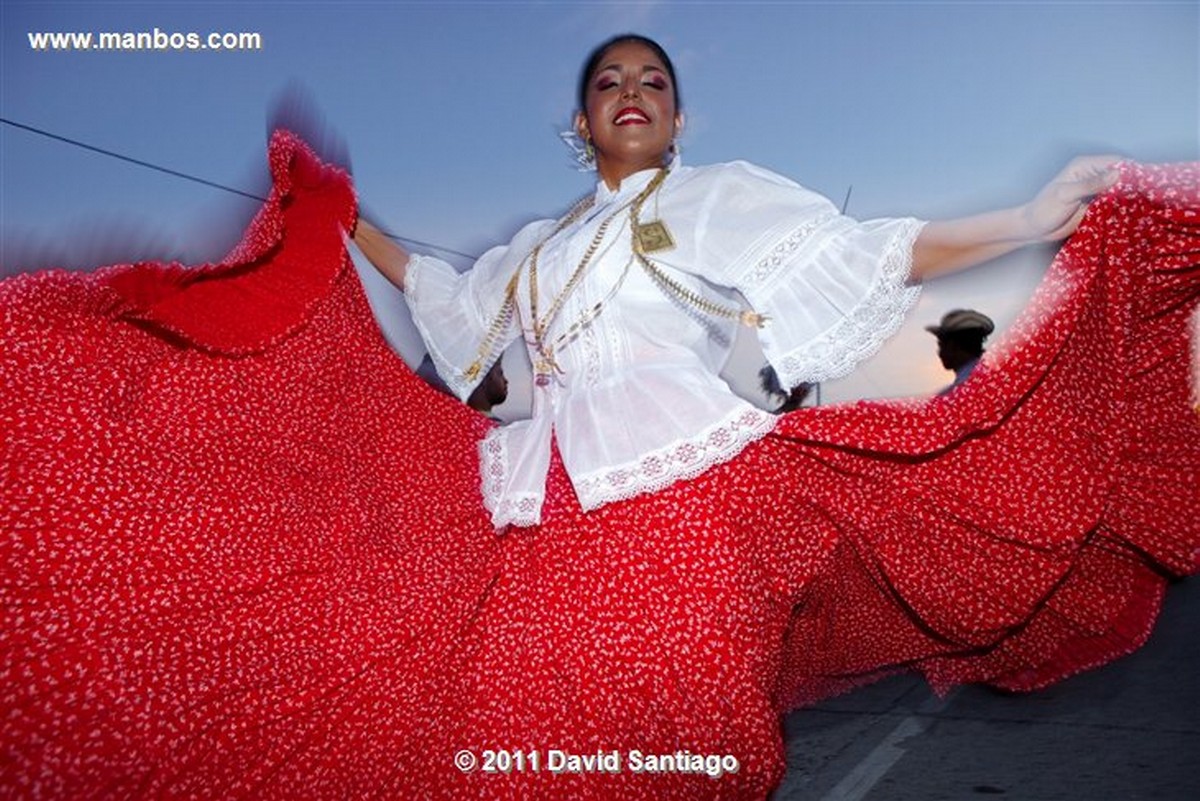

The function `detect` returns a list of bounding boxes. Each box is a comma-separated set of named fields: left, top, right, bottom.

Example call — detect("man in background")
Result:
left=926, top=309, right=995, bottom=395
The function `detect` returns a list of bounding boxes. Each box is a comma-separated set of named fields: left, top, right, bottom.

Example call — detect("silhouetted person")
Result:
left=926, top=309, right=994, bottom=395
left=416, top=354, right=507, bottom=417
left=467, top=359, right=508, bottom=415
left=759, top=364, right=811, bottom=413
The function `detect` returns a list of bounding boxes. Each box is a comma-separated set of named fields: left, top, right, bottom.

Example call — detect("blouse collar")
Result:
left=593, top=153, right=682, bottom=205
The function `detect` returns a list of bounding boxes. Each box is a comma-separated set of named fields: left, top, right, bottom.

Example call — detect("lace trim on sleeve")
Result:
left=479, top=430, right=544, bottom=528
left=746, top=212, right=838, bottom=286
left=490, top=494, right=543, bottom=529
left=775, top=218, right=925, bottom=387
left=572, top=407, right=777, bottom=511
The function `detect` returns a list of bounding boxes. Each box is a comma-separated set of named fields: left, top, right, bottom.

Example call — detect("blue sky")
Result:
left=2, top=1, right=1196, bottom=407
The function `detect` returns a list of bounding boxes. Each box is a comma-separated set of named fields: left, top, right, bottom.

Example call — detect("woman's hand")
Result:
left=1020, top=155, right=1121, bottom=242
left=912, top=155, right=1121, bottom=282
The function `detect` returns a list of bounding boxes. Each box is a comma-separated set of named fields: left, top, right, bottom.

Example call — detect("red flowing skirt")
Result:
left=2, top=133, right=1198, bottom=799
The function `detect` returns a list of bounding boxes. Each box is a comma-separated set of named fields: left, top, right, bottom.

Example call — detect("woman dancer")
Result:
left=3, top=33, right=1197, bottom=801
left=354, top=34, right=1118, bottom=529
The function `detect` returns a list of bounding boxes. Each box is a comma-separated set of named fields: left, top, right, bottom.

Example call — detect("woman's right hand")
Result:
left=1020, top=155, right=1121, bottom=243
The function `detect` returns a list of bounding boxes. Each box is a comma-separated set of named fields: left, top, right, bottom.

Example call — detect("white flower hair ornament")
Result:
left=559, top=129, right=596, bottom=172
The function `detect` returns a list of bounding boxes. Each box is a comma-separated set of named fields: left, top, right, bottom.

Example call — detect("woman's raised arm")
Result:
left=353, top=218, right=411, bottom=291
left=910, top=155, right=1119, bottom=282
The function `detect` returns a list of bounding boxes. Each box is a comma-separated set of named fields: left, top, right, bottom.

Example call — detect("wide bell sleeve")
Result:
left=673, top=161, right=926, bottom=389
left=402, top=219, right=553, bottom=400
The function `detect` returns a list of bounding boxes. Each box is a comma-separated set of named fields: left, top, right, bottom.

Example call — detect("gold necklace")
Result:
left=464, top=165, right=763, bottom=387
left=462, top=196, right=591, bottom=382
left=631, top=251, right=767, bottom=329
left=629, top=176, right=767, bottom=330
left=528, top=168, right=668, bottom=385
left=465, top=168, right=668, bottom=386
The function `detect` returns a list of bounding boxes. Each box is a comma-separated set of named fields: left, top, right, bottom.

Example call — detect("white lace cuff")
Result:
left=734, top=216, right=925, bottom=388
left=773, top=218, right=924, bottom=386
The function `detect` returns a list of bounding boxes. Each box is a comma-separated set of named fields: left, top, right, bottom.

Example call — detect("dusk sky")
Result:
left=3, top=1, right=1196, bottom=411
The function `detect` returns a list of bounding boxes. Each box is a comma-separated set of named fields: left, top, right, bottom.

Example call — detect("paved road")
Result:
left=776, top=577, right=1199, bottom=800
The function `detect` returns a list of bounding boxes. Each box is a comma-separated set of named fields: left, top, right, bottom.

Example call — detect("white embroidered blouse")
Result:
left=404, top=160, right=925, bottom=527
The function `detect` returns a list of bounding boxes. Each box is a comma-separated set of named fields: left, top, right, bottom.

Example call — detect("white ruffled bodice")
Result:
left=405, top=160, right=924, bottom=527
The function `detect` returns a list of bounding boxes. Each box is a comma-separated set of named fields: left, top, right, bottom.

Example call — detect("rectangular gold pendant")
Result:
left=635, top=220, right=675, bottom=254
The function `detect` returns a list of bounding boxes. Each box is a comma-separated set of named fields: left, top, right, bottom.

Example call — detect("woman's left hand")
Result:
left=1021, top=155, right=1121, bottom=242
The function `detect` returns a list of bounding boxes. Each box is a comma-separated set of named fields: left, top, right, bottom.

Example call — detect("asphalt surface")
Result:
left=775, top=577, right=1199, bottom=801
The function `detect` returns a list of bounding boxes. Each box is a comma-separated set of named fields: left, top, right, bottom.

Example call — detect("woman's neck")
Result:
left=596, top=154, right=669, bottom=190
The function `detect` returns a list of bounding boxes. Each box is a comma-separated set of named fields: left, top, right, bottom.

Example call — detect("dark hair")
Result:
left=759, top=364, right=786, bottom=399
left=577, top=34, right=681, bottom=112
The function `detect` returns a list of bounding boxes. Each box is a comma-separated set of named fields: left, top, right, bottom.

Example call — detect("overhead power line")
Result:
left=2, top=117, right=267, bottom=202
left=0, top=116, right=478, bottom=261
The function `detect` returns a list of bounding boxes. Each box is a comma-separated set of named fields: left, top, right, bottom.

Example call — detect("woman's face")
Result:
left=576, top=40, right=682, bottom=187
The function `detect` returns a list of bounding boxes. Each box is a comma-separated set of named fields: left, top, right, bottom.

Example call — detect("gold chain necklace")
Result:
left=465, top=168, right=668, bottom=386
left=631, top=251, right=767, bottom=329
left=629, top=180, right=767, bottom=330
left=464, top=165, right=763, bottom=387
left=528, top=168, right=669, bottom=385
left=462, top=196, right=591, bottom=382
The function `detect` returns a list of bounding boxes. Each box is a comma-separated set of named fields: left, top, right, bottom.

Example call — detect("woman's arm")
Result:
left=910, top=155, right=1119, bottom=282
left=353, top=218, right=411, bottom=291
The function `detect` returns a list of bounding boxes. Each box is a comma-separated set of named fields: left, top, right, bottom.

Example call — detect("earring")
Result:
left=559, top=130, right=597, bottom=172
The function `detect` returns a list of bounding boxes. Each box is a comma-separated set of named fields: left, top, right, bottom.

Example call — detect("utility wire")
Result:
left=2, top=117, right=266, bottom=202
left=0, top=116, right=478, bottom=260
